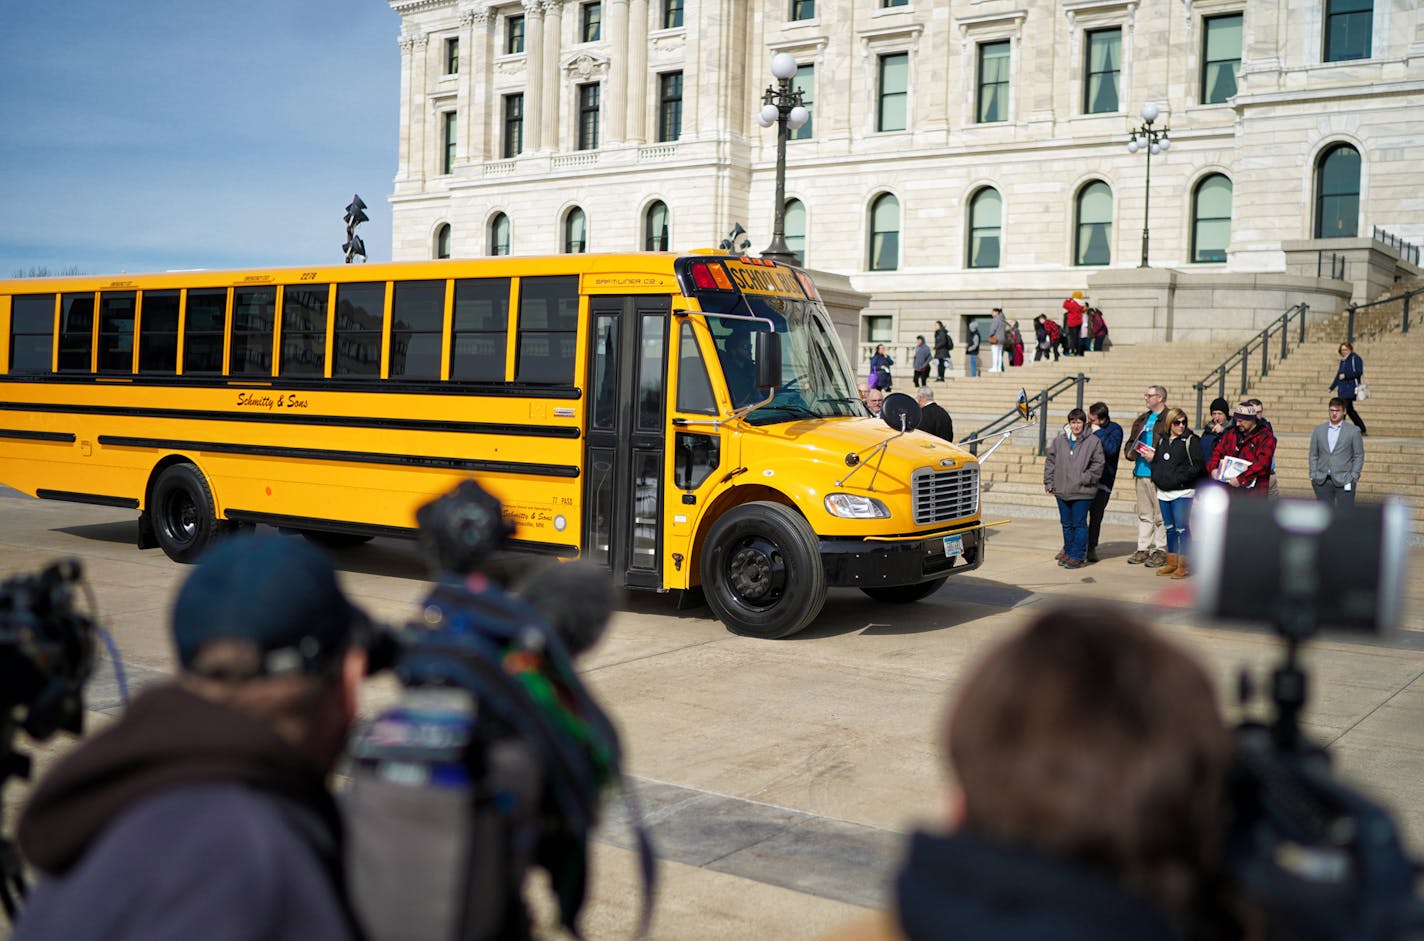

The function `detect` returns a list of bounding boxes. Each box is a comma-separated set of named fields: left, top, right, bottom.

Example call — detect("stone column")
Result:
left=542, top=0, right=564, bottom=149
left=626, top=0, right=648, bottom=141
left=605, top=0, right=629, bottom=142
left=524, top=0, right=545, bottom=151
left=395, top=32, right=417, bottom=183
left=462, top=5, right=493, bottom=162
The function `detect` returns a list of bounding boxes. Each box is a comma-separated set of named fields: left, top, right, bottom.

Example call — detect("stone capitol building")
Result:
left=385, top=0, right=1424, bottom=351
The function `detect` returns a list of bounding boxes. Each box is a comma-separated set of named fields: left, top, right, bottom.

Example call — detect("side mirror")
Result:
left=754, top=331, right=782, bottom=390
left=880, top=392, right=922, bottom=433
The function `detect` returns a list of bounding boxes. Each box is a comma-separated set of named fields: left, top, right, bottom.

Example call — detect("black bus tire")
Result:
left=860, top=577, right=947, bottom=604
left=701, top=501, right=826, bottom=639
left=151, top=463, right=227, bottom=564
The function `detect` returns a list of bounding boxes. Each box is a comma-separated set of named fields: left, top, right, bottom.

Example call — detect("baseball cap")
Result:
left=1233, top=402, right=1262, bottom=420
left=172, top=534, right=368, bottom=676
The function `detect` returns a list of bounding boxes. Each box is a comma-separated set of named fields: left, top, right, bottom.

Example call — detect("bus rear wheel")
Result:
left=701, top=502, right=826, bottom=639
left=859, top=577, right=947, bottom=604
left=152, top=463, right=227, bottom=564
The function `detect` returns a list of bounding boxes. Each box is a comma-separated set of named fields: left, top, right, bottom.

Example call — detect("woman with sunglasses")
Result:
left=1148, top=408, right=1206, bottom=579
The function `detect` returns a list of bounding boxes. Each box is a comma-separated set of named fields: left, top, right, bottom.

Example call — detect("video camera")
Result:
left=345, top=481, right=652, bottom=941
left=1193, top=488, right=1424, bottom=940
left=0, top=559, right=99, bottom=919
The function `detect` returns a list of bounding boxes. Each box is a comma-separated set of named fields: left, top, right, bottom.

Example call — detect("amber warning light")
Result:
left=690, top=262, right=734, bottom=291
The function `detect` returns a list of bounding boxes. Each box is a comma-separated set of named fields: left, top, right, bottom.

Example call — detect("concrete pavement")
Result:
left=2, top=487, right=1422, bottom=940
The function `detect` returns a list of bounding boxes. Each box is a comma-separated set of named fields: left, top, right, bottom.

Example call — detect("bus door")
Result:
left=584, top=295, right=670, bottom=589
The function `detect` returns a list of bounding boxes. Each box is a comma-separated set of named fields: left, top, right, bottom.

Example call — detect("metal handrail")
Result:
left=1190, top=302, right=1308, bottom=428
left=1343, top=287, right=1422, bottom=342
left=962, top=373, right=1090, bottom=457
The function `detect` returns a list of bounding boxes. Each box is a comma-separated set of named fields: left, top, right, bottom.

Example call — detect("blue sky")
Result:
left=0, top=1, right=401, bottom=277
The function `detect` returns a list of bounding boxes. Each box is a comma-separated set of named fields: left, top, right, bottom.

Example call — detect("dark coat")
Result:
left=896, top=831, right=1181, bottom=941
left=1329, top=352, right=1365, bottom=400
left=1150, top=430, right=1206, bottom=492
left=15, top=685, right=358, bottom=941
left=933, top=326, right=950, bottom=358
left=1092, top=420, right=1123, bottom=492
left=918, top=401, right=954, bottom=443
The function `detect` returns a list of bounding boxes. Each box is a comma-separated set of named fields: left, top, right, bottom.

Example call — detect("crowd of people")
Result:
left=868, top=294, right=1108, bottom=386
left=1044, top=366, right=1367, bottom=571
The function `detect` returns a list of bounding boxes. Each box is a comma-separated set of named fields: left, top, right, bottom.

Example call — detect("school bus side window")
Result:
left=451, top=277, right=510, bottom=381
left=10, top=295, right=56, bottom=373
left=138, top=291, right=180, bottom=374
left=675, top=321, right=716, bottom=414
left=516, top=275, right=578, bottom=384
left=674, top=432, right=720, bottom=490
left=230, top=287, right=276, bottom=376
left=390, top=279, right=445, bottom=380
left=280, top=284, right=329, bottom=376
left=183, top=289, right=227, bottom=374
left=58, top=293, right=95, bottom=372
left=333, top=283, right=385, bottom=378
left=97, top=292, right=137, bottom=373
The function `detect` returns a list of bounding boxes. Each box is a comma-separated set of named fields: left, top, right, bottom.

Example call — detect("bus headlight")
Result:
left=824, top=493, right=890, bottom=519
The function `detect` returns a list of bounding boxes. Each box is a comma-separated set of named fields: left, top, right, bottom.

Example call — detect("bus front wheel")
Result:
left=152, top=463, right=226, bottom=564
left=701, top=502, right=826, bottom=639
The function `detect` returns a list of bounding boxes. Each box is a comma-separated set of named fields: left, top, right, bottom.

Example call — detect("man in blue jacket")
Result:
left=1086, top=401, right=1123, bottom=564
left=16, top=535, right=370, bottom=941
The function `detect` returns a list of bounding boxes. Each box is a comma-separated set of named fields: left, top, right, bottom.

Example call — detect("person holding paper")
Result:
left=1309, top=397, right=1365, bottom=509
left=1124, top=385, right=1169, bottom=567
left=1205, top=402, right=1276, bottom=495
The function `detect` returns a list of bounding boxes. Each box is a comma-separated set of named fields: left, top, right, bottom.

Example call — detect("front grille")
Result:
left=912, top=465, right=980, bottom=525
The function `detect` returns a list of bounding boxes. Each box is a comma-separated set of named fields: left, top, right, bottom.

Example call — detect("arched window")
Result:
left=869, top=193, right=899, bottom=271
left=644, top=201, right=669, bottom=251
left=435, top=224, right=451, bottom=259
left=563, top=207, right=587, bottom=253
left=784, top=199, right=806, bottom=266
left=967, top=187, right=1001, bottom=268
left=1315, top=144, right=1360, bottom=239
left=1191, top=174, right=1232, bottom=263
left=489, top=213, right=510, bottom=256
left=1074, top=181, right=1112, bottom=266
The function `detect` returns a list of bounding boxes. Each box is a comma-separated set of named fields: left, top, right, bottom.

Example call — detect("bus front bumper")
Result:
left=819, top=525, right=984, bottom=588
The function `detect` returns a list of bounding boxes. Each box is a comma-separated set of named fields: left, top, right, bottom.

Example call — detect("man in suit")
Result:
left=915, top=386, right=954, bottom=443
left=1309, top=397, right=1365, bottom=508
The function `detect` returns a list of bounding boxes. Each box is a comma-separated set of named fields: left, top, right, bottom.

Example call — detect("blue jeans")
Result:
left=966, top=354, right=979, bottom=377
left=1056, top=497, right=1091, bottom=561
left=1157, top=496, right=1193, bottom=556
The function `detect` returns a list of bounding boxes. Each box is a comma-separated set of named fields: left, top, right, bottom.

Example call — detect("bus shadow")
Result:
left=55, top=520, right=140, bottom=546
left=794, top=577, right=1035, bottom=640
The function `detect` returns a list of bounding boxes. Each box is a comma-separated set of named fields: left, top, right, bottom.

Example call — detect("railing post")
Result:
left=1194, top=384, right=1204, bottom=430
left=1299, top=303, right=1308, bottom=345
left=1405, top=291, right=1413, bottom=335
left=1280, top=311, right=1289, bottom=361
left=1347, top=303, right=1357, bottom=344
left=1075, top=373, right=1086, bottom=411
left=1239, top=347, right=1249, bottom=397
left=1261, top=332, right=1270, bottom=378
left=1316, top=251, right=1323, bottom=278
left=1217, top=368, right=1226, bottom=404
left=1037, top=390, right=1050, bottom=456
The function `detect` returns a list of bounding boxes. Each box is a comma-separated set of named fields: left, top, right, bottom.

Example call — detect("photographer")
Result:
left=821, top=603, right=1233, bottom=941
left=14, top=535, right=368, bottom=941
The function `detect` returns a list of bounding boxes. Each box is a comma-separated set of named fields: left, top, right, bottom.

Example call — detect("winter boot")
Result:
left=1155, top=553, right=1179, bottom=576
left=1171, top=556, right=1190, bottom=579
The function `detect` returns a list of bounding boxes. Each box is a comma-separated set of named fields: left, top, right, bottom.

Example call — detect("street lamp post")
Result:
left=756, top=53, right=809, bottom=266
left=1126, top=102, right=1170, bottom=268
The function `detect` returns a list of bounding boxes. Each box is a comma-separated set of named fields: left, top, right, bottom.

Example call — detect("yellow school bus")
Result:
left=0, top=252, right=983, bottom=637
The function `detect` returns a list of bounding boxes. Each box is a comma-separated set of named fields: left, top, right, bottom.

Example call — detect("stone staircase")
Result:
left=883, top=295, right=1424, bottom=539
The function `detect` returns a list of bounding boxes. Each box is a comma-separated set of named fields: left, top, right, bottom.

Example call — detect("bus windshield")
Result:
left=700, top=293, right=864, bottom=425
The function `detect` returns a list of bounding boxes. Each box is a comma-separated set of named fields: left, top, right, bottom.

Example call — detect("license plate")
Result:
left=942, top=534, right=964, bottom=558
